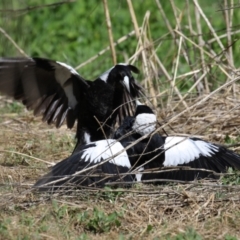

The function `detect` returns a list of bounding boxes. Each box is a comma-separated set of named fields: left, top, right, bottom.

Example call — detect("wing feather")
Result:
left=0, top=57, right=89, bottom=128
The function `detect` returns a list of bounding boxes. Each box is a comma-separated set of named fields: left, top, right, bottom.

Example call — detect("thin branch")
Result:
left=75, top=30, right=139, bottom=70
left=0, top=27, right=28, bottom=57
left=0, top=0, right=75, bottom=14
left=102, top=0, right=117, bottom=65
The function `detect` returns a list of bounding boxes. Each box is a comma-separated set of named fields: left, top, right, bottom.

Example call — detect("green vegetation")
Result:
left=77, top=207, right=122, bottom=233
left=1, top=0, right=240, bottom=89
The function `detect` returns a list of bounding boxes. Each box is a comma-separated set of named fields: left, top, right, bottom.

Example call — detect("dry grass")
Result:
left=1, top=90, right=240, bottom=239
left=1, top=0, right=240, bottom=239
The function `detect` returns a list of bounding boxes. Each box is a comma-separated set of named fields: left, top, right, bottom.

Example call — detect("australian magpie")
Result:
left=33, top=139, right=135, bottom=191
left=33, top=104, right=155, bottom=191
left=114, top=103, right=240, bottom=181
left=0, top=57, right=143, bottom=151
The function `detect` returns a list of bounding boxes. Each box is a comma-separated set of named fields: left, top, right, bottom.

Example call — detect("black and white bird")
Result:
left=34, top=139, right=135, bottom=191
left=0, top=57, right=143, bottom=152
left=33, top=104, right=156, bottom=191
left=114, top=103, right=240, bottom=181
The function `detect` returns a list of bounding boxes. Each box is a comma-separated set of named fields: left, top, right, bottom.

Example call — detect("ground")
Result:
left=1, top=91, right=240, bottom=240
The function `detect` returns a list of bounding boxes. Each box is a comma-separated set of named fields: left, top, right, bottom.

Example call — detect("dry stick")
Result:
left=0, top=150, right=54, bottom=166
left=153, top=50, right=189, bottom=111
left=176, top=69, right=201, bottom=79
left=207, top=29, right=240, bottom=44
left=0, top=27, right=28, bottom=57
left=75, top=29, right=139, bottom=70
left=224, top=0, right=234, bottom=68
left=172, top=36, right=190, bottom=111
left=174, top=30, right=232, bottom=79
left=224, top=0, right=236, bottom=97
left=193, top=0, right=226, bottom=56
left=140, top=12, right=160, bottom=107
left=187, top=28, right=218, bottom=59
left=155, top=0, right=189, bottom=110
left=155, top=0, right=175, bottom=38
left=102, top=0, right=117, bottom=65
left=172, top=70, right=209, bottom=111
left=171, top=1, right=204, bottom=97
left=187, top=0, right=205, bottom=94
left=154, top=75, right=240, bottom=137
left=195, top=4, right=210, bottom=93
left=126, top=1, right=157, bottom=107
left=0, top=0, right=75, bottom=13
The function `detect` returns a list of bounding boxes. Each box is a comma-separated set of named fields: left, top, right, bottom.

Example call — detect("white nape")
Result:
left=133, top=113, right=157, bottom=135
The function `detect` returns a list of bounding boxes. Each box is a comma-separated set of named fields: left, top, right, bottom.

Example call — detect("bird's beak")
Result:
left=121, top=76, right=130, bottom=93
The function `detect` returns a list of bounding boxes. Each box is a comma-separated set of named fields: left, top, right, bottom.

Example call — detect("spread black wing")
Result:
left=0, top=57, right=89, bottom=128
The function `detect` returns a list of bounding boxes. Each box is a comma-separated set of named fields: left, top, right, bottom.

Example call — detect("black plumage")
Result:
left=114, top=104, right=240, bottom=182
left=0, top=58, right=143, bottom=151
left=34, top=139, right=134, bottom=191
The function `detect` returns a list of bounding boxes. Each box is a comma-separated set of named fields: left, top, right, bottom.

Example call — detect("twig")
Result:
left=0, top=0, right=75, bottom=14
left=126, top=0, right=157, bottom=107
left=0, top=150, right=54, bottom=166
left=193, top=0, right=225, bottom=54
left=102, top=0, right=117, bottom=65
left=195, top=3, right=210, bottom=93
left=0, top=27, right=28, bottom=57
left=75, top=29, right=138, bottom=70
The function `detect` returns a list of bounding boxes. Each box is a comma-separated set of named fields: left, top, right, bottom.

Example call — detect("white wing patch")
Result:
left=63, top=84, right=78, bottom=109
left=163, top=137, right=219, bottom=166
left=132, top=113, right=157, bottom=135
left=56, top=61, right=79, bottom=78
left=99, top=67, right=114, bottom=82
left=49, top=61, right=79, bottom=109
left=81, top=139, right=131, bottom=168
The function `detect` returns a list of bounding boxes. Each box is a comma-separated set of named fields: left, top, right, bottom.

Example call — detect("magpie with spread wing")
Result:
left=0, top=58, right=143, bottom=151
left=33, top=104, right=156, bottom=191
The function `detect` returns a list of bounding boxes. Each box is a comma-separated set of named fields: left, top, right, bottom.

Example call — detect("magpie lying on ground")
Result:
left=115, top=103, right=240, bottom=181
left=0, top=58, right=143, bottom=152
left=33, top=103, right=152, bottom=191
left=34, top=139, right=134, bottom=191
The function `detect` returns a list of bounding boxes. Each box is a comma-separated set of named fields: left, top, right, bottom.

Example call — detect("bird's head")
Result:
left=115, top=102, right=157, bottom=138
left=99, top=63, right=140, bottom=97
left=132, top=102, right=157, bottom=136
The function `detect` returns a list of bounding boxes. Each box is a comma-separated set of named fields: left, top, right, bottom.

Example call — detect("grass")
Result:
left=1, top=0, right=240, bottom=239
left=1, top=99, right=240, bottom=239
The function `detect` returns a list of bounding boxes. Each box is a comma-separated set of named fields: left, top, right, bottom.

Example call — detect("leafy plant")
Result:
left=100, top=187, right=125, bottom=202
left=221, top=168, right=240, bottom=186
left=77, top=207, right=122, bottom=233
